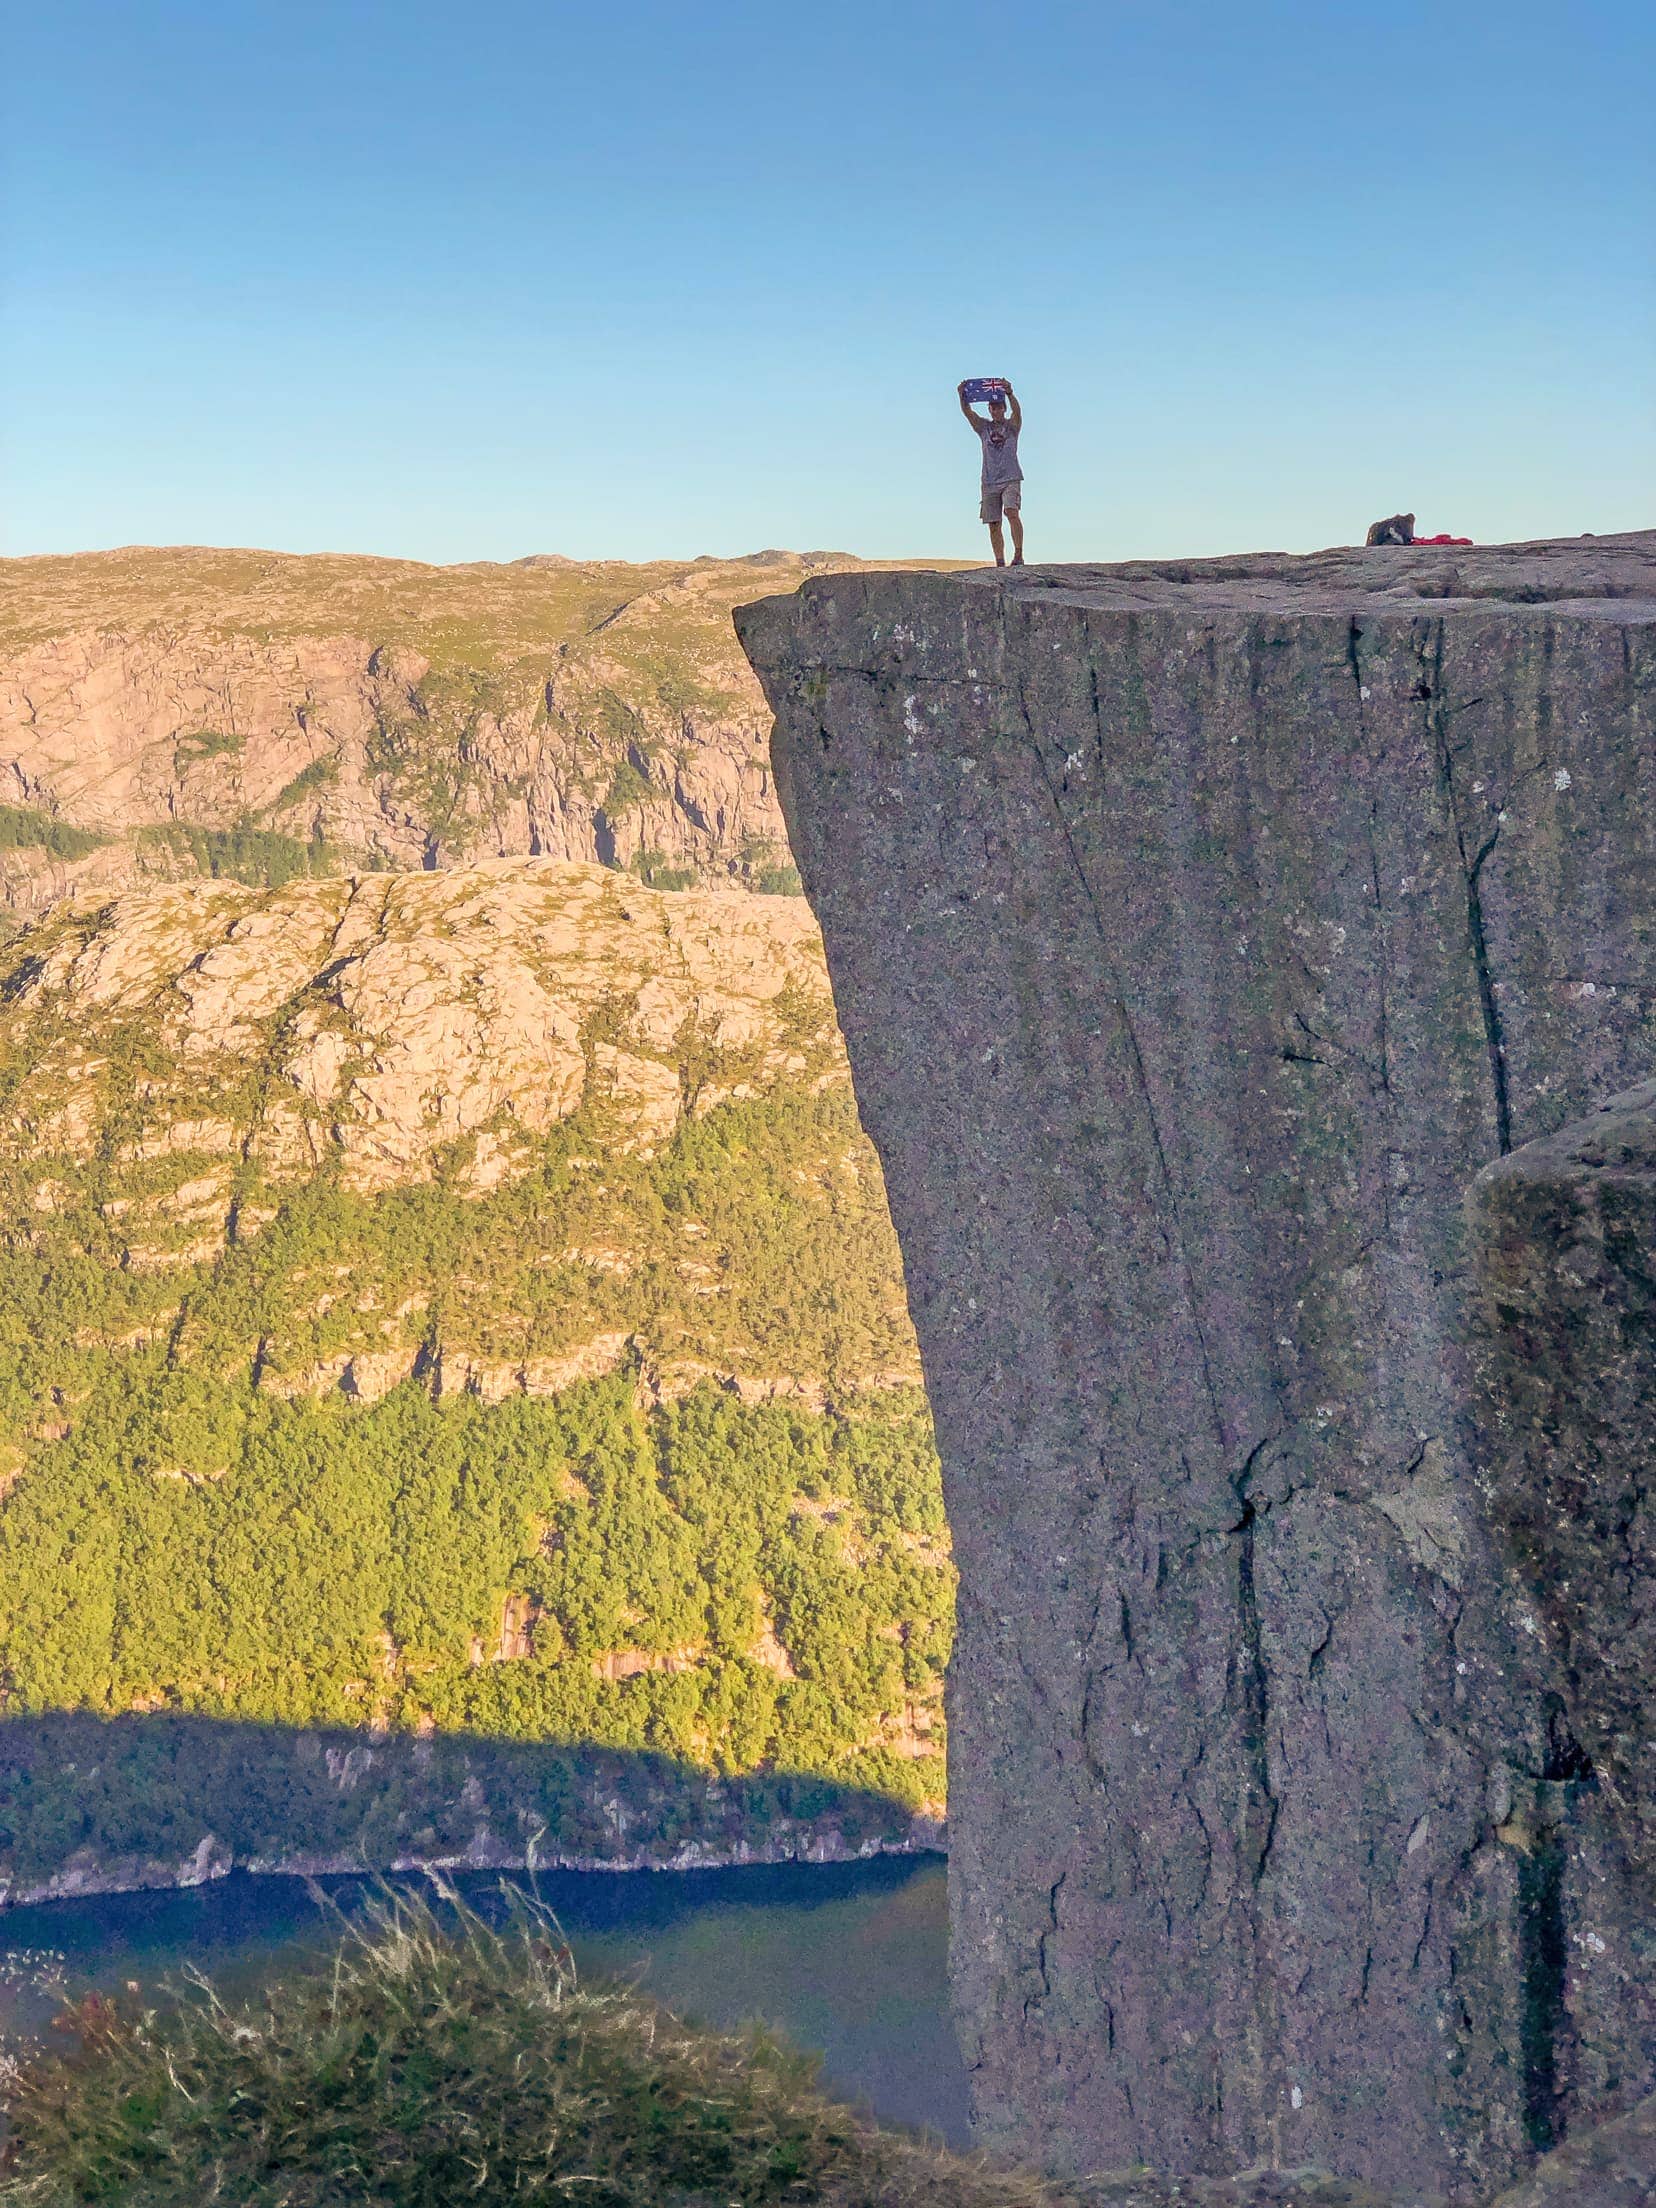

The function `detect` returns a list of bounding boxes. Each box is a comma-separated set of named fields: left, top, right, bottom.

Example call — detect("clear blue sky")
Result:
left=4, top=0, right=1652, bottom=565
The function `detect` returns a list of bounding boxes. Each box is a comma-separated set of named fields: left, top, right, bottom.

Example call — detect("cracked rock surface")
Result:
left=737, top=534, right=1656, bottom=2203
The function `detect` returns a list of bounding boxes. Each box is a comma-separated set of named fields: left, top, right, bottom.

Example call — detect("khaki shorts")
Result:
left=980, top=479, right=1023, bottom=523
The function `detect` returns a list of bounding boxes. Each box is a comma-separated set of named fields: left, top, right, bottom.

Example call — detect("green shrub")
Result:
left=0, top=808, right=106, bottom=860
left=755, top=863, right=804, bottom=897
left=171, top=729, right=245, bottom=768
left=134, top=823, right=339, bottom=890
left=269, top=755, right=340, bottom=813
left=632, top=848, right=696, bottom=891
left=600, top=760, right=652, bottom=817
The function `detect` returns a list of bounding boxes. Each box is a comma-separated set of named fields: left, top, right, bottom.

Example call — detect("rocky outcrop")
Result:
left=0, top=546, right=949, bottom=919
left=1468, top=1083, right=1656, bottom=1888
left=738, top=533, right=1656, bottom=2202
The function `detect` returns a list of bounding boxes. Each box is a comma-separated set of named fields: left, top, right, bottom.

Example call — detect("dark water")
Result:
left=0, top=1853, right=968, bottom=2146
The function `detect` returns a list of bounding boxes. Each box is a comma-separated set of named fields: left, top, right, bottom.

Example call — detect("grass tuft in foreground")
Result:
left=0, top=1887, right=1051, bottom=2208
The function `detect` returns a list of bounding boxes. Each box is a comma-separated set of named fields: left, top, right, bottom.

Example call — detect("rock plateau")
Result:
left=738, top=532, right=1656, bottom=2202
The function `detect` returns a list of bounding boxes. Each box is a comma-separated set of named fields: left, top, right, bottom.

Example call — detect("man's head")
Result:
left=988, top=394, right=1008, bottom=419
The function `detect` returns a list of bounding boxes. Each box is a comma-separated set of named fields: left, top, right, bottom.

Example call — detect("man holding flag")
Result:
left=958, top=378, right=1024, bottom=566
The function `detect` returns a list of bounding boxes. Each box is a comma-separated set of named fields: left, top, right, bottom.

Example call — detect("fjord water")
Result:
left=0, top=1854, right=967, bottom=2146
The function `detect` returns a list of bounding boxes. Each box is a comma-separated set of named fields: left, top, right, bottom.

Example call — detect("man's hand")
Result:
left=958, top=380, right=984, bottom=427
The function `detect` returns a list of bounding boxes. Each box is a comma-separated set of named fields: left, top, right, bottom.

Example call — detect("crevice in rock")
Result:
left=1030, top=1869, right=1065, bottom=2011
left=1346, top=623, right=1399, bottom=1116
left=1543, top=1707, right=1597, bottom=1787
left=1518, top=1825, right=1569, bottom=2154
left=1462, top=829, right=1512, bottom=1155
left=1231, top=1496, right=1280, bottom=1887
left=1420, top=621, right=1513, bottom=1153
left=1500, top=1712, right=1597, bottom=2157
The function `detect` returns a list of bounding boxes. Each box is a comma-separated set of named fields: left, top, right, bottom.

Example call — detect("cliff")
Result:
left=0, top=861, right=948, bottom=1897
left=0, top=546, right=953, bottom=922
left=1469, top=1082, right=1656, bottom=1892
left=737, top=532, right=1656, bottom=2202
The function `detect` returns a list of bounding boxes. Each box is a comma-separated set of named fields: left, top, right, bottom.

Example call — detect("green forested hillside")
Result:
left=0, top=864, right=947, bottom=1894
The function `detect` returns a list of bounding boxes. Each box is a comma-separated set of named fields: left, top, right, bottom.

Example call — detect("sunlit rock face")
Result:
left=0, top=545, right=958, bottom=918
left=739, top=535, right=1656, bottom=2202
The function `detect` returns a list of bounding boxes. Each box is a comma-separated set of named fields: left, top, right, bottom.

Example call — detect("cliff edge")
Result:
left=737, top=533, right=1656, bottom=2202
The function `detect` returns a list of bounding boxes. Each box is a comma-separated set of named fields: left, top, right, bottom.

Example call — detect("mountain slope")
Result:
left=0, top=546, right=955, bottom=921
left=0, top=861, right=946, bottom=1899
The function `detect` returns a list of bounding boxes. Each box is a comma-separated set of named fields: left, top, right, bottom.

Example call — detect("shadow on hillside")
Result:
left=0, top=1710, right=934, bottom=1906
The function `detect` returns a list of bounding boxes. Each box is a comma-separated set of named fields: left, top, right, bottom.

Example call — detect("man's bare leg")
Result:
left=1008, top=507, right=1025, bottom=564
left=988, top=518, right=1006, bottom=567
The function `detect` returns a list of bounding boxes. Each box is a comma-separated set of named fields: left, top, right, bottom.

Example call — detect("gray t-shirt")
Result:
left=977, top=416, right=1022, bottom=489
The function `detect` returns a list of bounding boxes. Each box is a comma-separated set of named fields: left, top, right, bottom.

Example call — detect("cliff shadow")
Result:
left=0, top=1709, right=936, bottom=1907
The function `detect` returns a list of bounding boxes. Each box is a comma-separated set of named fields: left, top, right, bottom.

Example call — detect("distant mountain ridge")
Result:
left=0, top=545, right=956, bottom=924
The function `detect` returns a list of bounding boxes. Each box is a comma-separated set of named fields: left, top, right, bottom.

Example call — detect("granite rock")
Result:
left=1485, top=2089, right=1656, bottom=2208
left=737, top=534, right=1656, bottom=2202
left=1468, top=1081, right=1656, bottom=1886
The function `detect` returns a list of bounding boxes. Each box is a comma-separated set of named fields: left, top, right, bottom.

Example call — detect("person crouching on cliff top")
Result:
left=958, top=379, right=1024, bottom=566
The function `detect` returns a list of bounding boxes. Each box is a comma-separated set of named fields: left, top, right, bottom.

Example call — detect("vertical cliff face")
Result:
left=1469, top=1081, right=1656, bottom=1894
left=737, top=535, right=1656, bottom=2202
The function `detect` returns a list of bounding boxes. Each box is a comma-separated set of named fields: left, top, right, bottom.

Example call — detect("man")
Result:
left=958, top=378, right=1024, bottom=566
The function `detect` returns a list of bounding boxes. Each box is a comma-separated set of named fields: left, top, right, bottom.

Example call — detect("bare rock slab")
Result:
left=737, top=535, right=1656, bottom=2202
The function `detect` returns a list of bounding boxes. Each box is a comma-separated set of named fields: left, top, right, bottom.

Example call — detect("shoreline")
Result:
left=0, top=1817, right=947, bottom=1913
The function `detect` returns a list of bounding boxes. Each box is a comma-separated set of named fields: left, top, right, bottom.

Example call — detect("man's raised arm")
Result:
left=1004, top=382, right=1022, bottom=433
left=957, top=381, right=986, bottom=430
